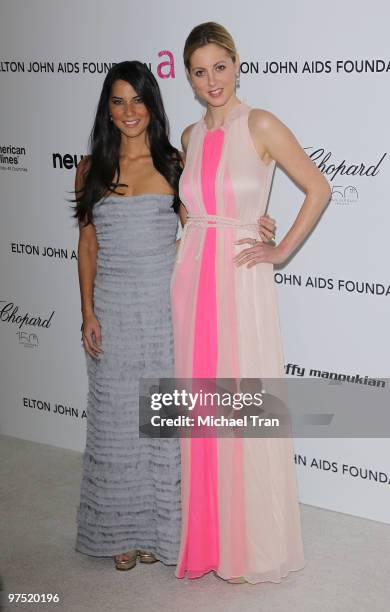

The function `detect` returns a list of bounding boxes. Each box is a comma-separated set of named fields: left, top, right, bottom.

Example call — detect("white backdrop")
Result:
left=0, top=0, right=389, bottom=523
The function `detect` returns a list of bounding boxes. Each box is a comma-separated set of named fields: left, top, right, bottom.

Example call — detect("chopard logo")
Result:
left=0, top=301, right=55, bottom=330
left=305, top=148, right=387, bottom=182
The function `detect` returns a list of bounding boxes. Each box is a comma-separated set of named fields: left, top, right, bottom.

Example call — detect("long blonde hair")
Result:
left=183, top=22, right=237, bottom=70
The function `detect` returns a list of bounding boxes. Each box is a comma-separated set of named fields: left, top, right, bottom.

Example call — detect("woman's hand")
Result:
left=258, top=214, right=276, bottom=244
left=82, top=313, right=102, bottom=358
left=234, top=237, right=286, bottom=268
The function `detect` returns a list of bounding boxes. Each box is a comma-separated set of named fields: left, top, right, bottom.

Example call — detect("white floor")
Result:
left=0, top=434, right=389, bottom=612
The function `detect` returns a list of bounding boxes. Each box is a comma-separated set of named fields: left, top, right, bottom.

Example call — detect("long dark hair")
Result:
left=74, top=61, right=181, bottom=223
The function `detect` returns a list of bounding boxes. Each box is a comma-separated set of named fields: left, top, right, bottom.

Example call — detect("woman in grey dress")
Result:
left=74, top=61, right=182, bottom=570
left=74, top=60, right=276, bottom=571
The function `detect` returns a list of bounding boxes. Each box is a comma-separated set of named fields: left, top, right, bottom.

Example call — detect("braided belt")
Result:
left=177, top=214, right=259, bottom=262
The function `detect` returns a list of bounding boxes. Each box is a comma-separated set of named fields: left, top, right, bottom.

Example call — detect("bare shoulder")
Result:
left=248, top=108, right=300, bottom=158
left=76, top=155, right=91, bottom=179
left=181, top=123, right=196, bottom=153
left=75, top=155, right=91, bottom=191
left=248, top=108, right=282, bottom=136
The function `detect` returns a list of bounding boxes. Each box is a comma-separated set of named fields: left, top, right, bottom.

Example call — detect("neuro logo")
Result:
left=52, top=153, right=85, bottom=170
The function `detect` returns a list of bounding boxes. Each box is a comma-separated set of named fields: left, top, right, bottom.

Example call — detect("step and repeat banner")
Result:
left=1, top=0, right=389, bottom=523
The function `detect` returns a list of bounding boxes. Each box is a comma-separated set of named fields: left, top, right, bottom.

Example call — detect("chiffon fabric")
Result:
left=171, top=103, right=305, bottom=583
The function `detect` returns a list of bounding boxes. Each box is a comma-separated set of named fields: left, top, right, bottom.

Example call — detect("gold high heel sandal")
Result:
left=227, top=577, right=248, bottom=584
left=213, top=571, right=248, bottom=584
left=138, top=550, right=158, bottom=564
left=113, top=550, right=138, bottom=571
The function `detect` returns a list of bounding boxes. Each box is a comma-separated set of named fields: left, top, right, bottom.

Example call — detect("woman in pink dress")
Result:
left=171, top=22, right=331, bottom=584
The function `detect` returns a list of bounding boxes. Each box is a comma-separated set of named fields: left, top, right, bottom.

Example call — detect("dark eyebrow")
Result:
left=191, top=60, right=228, bottom=71
left=111, top=95, right=141, bottom=100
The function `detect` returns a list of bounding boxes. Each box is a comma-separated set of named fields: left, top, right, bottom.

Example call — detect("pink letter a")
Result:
left=157, top=50, right=175, bottom=79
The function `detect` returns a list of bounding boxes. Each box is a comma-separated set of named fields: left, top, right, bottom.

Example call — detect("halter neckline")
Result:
left=201, top=101, right=248, bottom=133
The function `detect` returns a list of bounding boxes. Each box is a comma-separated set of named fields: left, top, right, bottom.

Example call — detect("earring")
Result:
left=235, top=73, right=240, bottom=89
left=109, top=114, right=113, bottom=121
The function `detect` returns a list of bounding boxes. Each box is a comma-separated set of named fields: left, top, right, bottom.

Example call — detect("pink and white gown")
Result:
left=171, top=102, right=305, bottom=583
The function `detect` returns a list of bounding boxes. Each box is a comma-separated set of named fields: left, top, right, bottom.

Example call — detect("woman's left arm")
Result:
left=235, top=110, right=331, bottom=268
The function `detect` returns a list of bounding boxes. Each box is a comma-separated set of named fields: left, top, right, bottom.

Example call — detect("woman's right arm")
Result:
left=76, top=158, right=102, bottom=358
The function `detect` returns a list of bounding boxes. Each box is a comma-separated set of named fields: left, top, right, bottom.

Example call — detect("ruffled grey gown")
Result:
left=76, top=194, right=181, bottom=564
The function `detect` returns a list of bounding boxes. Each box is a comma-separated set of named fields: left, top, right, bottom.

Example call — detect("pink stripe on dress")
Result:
left=177, top=129, right=224, bottom=578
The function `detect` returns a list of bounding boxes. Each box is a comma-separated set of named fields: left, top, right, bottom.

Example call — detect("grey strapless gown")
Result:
left=76, top=194, right=181, bottom=564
